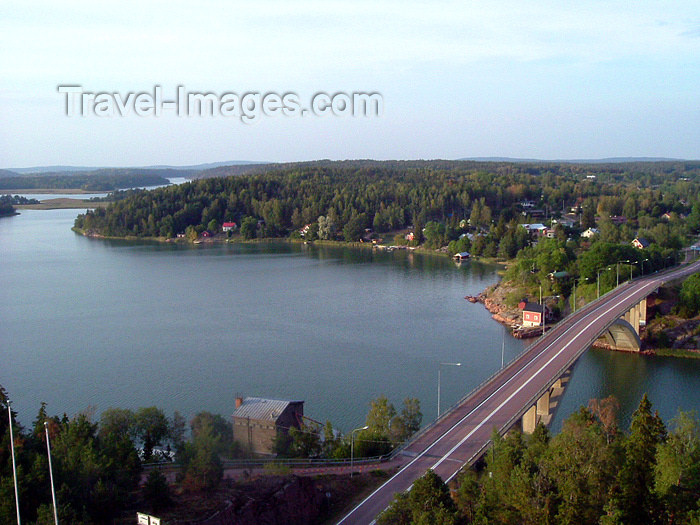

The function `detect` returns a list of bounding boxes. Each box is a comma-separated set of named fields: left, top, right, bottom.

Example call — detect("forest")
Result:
left=74, top=160, right=700, bottom=241
left=0, top=169, right=174, bottom=191
left=0, top=386, right=420, bottom=524
left=378, top=395, right=700, bottom=525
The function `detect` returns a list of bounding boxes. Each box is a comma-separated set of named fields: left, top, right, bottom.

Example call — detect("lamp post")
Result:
left=45, top=422, right=58, bottom=525
left=8, top=401, right=21, bottom=525
left=350, top=425, right=369, bottom=477
left=438, top=362, right=462, bottom=418
left=616, top=260, right=629, bottom=286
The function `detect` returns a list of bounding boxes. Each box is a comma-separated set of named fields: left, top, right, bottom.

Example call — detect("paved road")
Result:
left=338, top=260, right=700, bottom=525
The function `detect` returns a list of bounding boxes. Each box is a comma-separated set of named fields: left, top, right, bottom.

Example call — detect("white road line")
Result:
left=338, top=265, right=696, bottom=524
left=434, top=280, right=661, bottom=479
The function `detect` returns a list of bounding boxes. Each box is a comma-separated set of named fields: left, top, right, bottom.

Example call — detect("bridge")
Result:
left=338, top=259, right=700, bottom=525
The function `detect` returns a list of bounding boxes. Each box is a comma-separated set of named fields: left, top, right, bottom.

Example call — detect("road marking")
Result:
left=337, top=264, right=698, bottom=524
left=435, top=280, right=662, bottom=480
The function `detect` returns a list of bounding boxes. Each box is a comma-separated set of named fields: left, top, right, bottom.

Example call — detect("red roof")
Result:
left=223, top=222, right=236, bottom=227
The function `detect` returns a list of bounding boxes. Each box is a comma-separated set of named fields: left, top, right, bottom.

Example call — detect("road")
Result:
left=338, top=260, right=700, bottom=524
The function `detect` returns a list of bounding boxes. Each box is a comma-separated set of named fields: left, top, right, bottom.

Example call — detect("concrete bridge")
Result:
left=338, top=259, right=700, bottom=525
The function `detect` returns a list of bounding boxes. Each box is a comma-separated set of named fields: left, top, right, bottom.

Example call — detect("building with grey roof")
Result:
left=232, top=396, right=304, bottom=456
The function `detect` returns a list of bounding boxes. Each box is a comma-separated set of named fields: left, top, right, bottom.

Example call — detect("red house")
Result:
left=522, top=303, right=544, bottom=327
left=201, top=231, right=211, bottom=238
left=222, top=222, right=237, bottom=232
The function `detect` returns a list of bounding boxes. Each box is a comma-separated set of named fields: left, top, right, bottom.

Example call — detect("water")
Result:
left=2, top=208, right=700, bottom=436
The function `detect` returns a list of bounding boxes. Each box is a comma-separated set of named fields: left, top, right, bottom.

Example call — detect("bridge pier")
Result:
left=520, top=370, right=571, bottom=433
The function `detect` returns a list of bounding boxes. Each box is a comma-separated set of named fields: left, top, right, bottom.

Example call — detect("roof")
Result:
left=522, top=303, right=544, bottom=313
left=222, top=222, right=236, bottom=227
left=233, top=397, right=302, bottom=422
left=549, top=271, right=570, bottom=279
left=520, top=223, right=547, bottom=231
left=455, top=252, right=471, bottom=258
left=633, top=237, right=651, bottom=248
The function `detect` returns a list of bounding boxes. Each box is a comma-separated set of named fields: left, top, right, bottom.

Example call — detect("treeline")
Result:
left=0, top=386, right=420, bottom=523
left=379, top=394, right=700, bottom=525
left=0, top=169, right=172, bottom=191
left=74, top=161, right=700, bottom=240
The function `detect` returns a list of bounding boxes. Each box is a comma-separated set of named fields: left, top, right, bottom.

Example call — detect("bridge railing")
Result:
left=464, top=263, right=696, bottom=466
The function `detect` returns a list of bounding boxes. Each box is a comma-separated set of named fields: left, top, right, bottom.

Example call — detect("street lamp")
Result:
left=616, top=260, right=630, bottom=286
left=8, top=401, right=20, bottom=525
left=350, top=425, right=369, bottom=477
left=596, top=268, right=608, bottom=299
left=45, top=421, right=59, bottom=525
left=438, top=362, right=462, bottom=418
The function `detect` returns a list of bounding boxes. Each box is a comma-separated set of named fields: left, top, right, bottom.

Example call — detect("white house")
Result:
left=581, top=227, right=600, bottom=239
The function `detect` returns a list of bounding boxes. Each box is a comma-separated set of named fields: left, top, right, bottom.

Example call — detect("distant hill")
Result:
left=0, top=169, right=175, bottom=191
left=0, top=169, right=19, bottom=178
left=459, top=156, right=687, bottom=164
left=8, top=161, right=259, bottom=175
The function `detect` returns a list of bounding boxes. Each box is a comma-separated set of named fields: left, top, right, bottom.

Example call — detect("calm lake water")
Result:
left=3, top=205, right=700, bottom=436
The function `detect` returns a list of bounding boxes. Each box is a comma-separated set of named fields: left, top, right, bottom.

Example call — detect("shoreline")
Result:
left=475, top=278, right=700, bottom=359
left=0, top=188, right=108, bottom=194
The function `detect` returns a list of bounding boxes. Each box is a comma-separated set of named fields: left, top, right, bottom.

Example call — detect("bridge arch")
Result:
left=597, top=318, right=641, bottom=351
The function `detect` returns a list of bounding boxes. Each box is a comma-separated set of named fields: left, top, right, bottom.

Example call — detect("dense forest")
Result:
left=0, top=385, right=419, bottom=524
left=74, top=161, right=700, bottom=302
left=0, top=169, right=175, bottom=191
left=75, top=161, right=700, bottom=239
left=379, top=395, right=700, bottom=525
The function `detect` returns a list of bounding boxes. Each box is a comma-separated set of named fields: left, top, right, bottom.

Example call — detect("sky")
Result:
left=1, top=0, right=699, bottom=167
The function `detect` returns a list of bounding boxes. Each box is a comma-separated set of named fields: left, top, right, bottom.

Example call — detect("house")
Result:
left=222, top=222, right=237, bottom=232
left=552, top=216, right=576, bottom=229
left=522, top=303, right=545, bottom=327
left=232, top=397, right=304, bottom=456
left=610, top=216, right=627, bottom=225
left=521, top=209, right=545, bottom=218
left=453, top=252, right=470, bottom=261
left=299, top=224, right=312, bottom=237
left=405, top=231, right=415, bottom=242
left=201, top=231, right=211, bottom=238
left=520, top=223, right=548, bottom=238
left=581, top=227, right=600, bottom=239
left=632, top=237, right=651, bottom=250
left=661, top=212, right=673, bottom=221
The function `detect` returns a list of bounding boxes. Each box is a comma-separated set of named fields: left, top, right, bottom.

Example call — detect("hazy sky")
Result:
left=1, top=0, right=699, bottom=167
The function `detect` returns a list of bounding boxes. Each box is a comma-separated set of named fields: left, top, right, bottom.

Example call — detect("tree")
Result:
left=240, top=216, right=258, bottom=239
left=133, top=407, right=170, bottom=461
left=423, top=221, right=447, bottom=249
left=393, top=398, right=422, bottom=442
left=603, top=394, right=666, bottom=524
left=206, top=218, right=219, bottom=233
left=143, top=469, right=172, bottom=513
left=317, top=215, right=334, bottom=240
left=343, top=213, right=367, bottom=242
left=181, top=418, right=223, bottom=492
left=288, top=422, right=322, bottom=458
left=655, top=411, right=700, bottom=520
left=190, top=411, right=233, bottom=455
left=99, top=408, right=135, bottom=442
left=378, top=470, right=456, bottom=525
left=679, top=274, right=700, bottom=317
